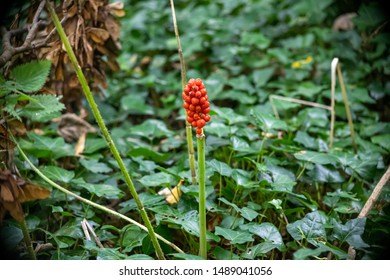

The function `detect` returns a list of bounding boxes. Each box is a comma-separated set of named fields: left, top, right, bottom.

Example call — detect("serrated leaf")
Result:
left=215, top=226, right=254, bottom=244
left=20, top=94, right=65, bottom=121
left=41, top=166, right=75, bottom=183
left=11, top=60, right=51, bottom=93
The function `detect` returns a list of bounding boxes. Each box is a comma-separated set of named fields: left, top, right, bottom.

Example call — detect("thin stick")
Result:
left=337, top=64, right=357, bottom=153
left=348, top=165, right=390, bottom=259
left=269, top=94, right=332, bottom=120
left=197, top=134, right=207, bottom=259
left=169, top=0, right=197, bottom=184
left=47, top=2, right=165, bottom=259
left=14, top=138, right=184, bottom=254
left=329, top=58, right=338, bottom=148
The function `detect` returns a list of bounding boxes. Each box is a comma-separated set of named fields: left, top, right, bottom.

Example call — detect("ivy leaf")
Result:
left=77, top=182, right=123, bottom=198
left=138, top=172, right=175, bottom=187
left=294, top=150, right=339, bottom=165
left=287, top=211, right=327, bottom=245
left=41, top=166, right=75, bottom=183
left=307, top=164, right=345, bottom=183
left=331, top=218, right=369, bottom=249
left=215, top=226, right=254, bottom=244
left=241, top=222, right=285, bottom=251
left=208, top=159, right=233, bottom=177
left=250, top=110, right=288, bottom=132
left=11, top=60, right=51, bottom=93
left=79, top=158, right=112, bottom=174
left=121, top=225, right=148, bottom=253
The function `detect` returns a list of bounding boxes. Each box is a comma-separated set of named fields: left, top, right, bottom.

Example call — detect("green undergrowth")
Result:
left=2, top=0, right=390, bottom=260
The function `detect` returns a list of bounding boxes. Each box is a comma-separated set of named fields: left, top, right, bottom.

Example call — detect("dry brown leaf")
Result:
left=0, top=170, right=50, bottom=222
left=333, top=13, right=356, bottom=31
left=74, top=132, right=87, bottom=156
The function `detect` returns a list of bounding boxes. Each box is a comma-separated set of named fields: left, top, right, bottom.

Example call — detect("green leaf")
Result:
left=250, top=110, right=288, bottom=132
left=20, top=95, right=65, bottom=122
left=371, top=134, right=390, bottom=151
left=138, top=172, right=175, bottom=187
left=41, top=166, right=75, bottom=183
left=208, top=159, right=233, bottom=177
left=121, top=93, right=154, bottom=115
left=21, top=133, right=74, bottom=159
left=169, top=253, right=204, bottom=260
left=241, top=222, right=285, bottom=251
left=11, top=60, right=51, bottom=93
left=119, top=192, right=165, bottom=213
left=219, top=198, right=258, bottom=221
left=332, top=218, right=369, bottom=249
left=294, top=150, right=339, bottom=165
left=240, top=32, right=271, bottom=49
left=215, top=226, right=254, bottom=244
left=83, top=138, right=107, bottom=154
left=307, top=164, right=345, bottom=183
left=287, top=211, right=327, bottom=245
left=79, top=158, right=112, bottom=173
left=129, top=119, right=173, bottom=139
left=77, top=182, right=123, bottom=198
left=294, top=131, right=317, bottom=149
left=121, top=225, right=148, bottom=253
left=253, top=67, right=274, bottom=88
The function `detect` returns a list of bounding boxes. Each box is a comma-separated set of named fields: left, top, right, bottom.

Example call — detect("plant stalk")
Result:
left=20, top=217, right=37, bottom=260
left=197, top=134, right=207, bottom=259
left=46, top=2, right=165, bottom=259
left=329, top=58, right=338, bottom=149
left=169, top=0, right=197, bottom=184
left=13, top=138, right=184, bottom=254
left=337, top=64, right=357, bottom=153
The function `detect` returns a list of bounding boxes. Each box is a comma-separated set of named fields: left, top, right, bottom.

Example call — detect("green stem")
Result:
left=170, top=0, right=197, bottom=184
left=197, top=134, right=207, bottom=259
left=46, top=2, right=165, bottom=259
left=20, top=217, right=37, bottom=260
left=13, top=137, right=184, bottom=254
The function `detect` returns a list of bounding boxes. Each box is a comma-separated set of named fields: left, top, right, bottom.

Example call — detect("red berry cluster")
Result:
left=182, top=78, right=211, bottom=135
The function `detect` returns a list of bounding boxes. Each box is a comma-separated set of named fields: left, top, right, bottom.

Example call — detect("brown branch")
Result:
left=0, top=0, right=48, bottom=67
left=347, top=165, right=390, bottom=259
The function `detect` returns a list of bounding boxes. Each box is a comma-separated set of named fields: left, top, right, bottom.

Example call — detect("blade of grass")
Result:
left=46, top=2, right=165, bottom=259
left=170, top=0, right=197, bottom=184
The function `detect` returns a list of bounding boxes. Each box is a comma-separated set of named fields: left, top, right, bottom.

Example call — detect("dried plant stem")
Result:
left=329, top=58, right=338, bottom=149
left=170, top=0, right=197, bottom=184
left=337, top=64, right=357, bottom=153
left=348, top=165, right=390, bottom=259
left=20, top=217, right=37, bottom=260
left=14, top=138, right=184, bottom=254
left=47, top=2, right=165, bottom=259
left=197, top=134, right=207, bottom=259
left=269, top=95, right=331, bottom=119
